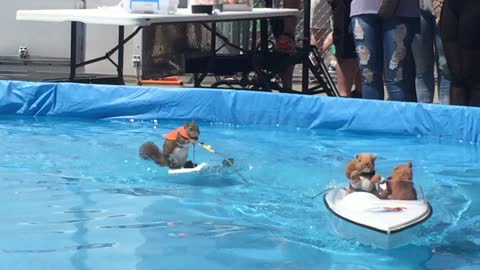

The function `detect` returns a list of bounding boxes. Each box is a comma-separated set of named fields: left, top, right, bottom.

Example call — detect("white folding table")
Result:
left=16, top=8, right=298, bottom=85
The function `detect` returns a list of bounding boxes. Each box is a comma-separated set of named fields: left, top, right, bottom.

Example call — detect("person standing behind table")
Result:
left=350, top=0, right=420, bottom=101
left=268, top=0, right=301, bottom=91
left=440, top=0, right=480, bottom=107
left=412, top=0, right=450, bottom=104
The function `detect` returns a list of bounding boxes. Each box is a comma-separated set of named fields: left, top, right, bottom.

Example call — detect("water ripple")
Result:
left=2, top=243, right=115, bottom=254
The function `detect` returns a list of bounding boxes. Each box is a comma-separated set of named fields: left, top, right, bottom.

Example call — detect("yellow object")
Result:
left=201, top=144, right=215, bottom=153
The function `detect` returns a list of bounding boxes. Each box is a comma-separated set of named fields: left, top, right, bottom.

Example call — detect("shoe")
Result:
left=184, top=160, right=195, bottom=168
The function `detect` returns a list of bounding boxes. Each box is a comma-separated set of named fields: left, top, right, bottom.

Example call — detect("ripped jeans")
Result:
left=351, top=15, right=418, bottom=101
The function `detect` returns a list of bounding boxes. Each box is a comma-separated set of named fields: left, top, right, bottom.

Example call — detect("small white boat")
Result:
left=168, top=162, right=208, bottom=174
left=324, top=188, right=432, bottom=249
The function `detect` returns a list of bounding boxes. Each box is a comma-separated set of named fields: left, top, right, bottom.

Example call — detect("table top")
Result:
left=16, top=7, right=298, bottom=26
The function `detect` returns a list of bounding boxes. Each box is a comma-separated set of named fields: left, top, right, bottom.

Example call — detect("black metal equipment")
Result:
left=181, top=0, right=339, bottom=96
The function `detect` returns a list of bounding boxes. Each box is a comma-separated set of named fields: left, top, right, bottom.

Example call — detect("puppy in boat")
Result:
left=139, top=120, right=200, bottom=169
left=345, top=153, right=382, bottom=194
left=379, top=162, right=417, bottom=200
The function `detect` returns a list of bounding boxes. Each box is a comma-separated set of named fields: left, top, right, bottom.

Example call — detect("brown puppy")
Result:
left=381, top=162, right=417, bottom=200
left=345, top=153, right=382, bottom=194
left=139, top=120, right=200, bottom=169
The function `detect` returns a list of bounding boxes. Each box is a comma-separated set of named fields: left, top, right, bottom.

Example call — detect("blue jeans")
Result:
left=351, top=15, right=418, bottom=101
left=412, top=10, right=450, bottom=104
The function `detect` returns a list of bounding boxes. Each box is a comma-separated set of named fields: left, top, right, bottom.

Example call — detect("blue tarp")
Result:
left=0, top=80, right=479, bottom=143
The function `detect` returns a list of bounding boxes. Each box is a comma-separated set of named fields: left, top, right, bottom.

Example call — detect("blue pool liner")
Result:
left=0, top=80, right=479, bottom=143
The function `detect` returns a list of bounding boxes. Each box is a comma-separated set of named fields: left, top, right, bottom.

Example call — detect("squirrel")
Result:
left=139, top=120, right=200, bottom=169
left=345, top=153, right=382, bottom=194
left=379, top=162, right=417, bottom=200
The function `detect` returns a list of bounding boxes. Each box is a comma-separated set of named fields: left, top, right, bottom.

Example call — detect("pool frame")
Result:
left=1, top=80, right=479, bottom=143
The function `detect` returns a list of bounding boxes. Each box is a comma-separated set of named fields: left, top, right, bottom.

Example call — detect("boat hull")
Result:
left=324, top=188, right=432, bottom=249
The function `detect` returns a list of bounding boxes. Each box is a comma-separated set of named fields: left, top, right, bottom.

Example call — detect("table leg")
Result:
left=251, top=20, right=256, bottom=52
left=118, top=26, right=125, bottom=85
left=193, top=73, right=200, bottom=87
left=260, top=19, right=268, bottom=52
left=195, top=22, right=217, bottom=87
left=211, top=22, right=216, bottom=55
left=69, top=21, right=77, bottom=82
left=251, top=19, right=269, bottom=90
left=302, top=0, right=311, bottom=93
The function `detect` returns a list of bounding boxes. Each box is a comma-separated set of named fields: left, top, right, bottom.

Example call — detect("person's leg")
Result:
left=469, top=86, right=480, bottom=107
left=321, top=32, right=334, bottom=54
left=267, top=0, right=299, bottom=90
left=434, top=24, right=451, bottom=105
left=468, top=80, right=480, bottom=107
left=277, top=0, right=300, bottom=90
left=412, top=11, right=435, bottom=103
left=456, top=1, right=480, bottom=107
left=460, top=48, right=480, bottom=106
left=382, top=17, right=418, bottom=102
left=450, top=86, right=468, bottom=105
left=352, top=15, right=384, bottom=99
left=335, top=58, right=359, bottom=96
left=310, top=28, right=322, bottom=47
left=440, top=0, right=467, bottom=106
left=310, top=0, right=323, bottom=47
left=331, top=0, right=361, bottom=97
left=321, top=32, right=337, bottom=73
left=279, top=59, right=295, bottom=90
left=282, top=0, right=300, bottom=35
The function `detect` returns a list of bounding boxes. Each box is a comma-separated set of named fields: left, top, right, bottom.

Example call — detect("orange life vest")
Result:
left=163, top=126, right=191, bottom=141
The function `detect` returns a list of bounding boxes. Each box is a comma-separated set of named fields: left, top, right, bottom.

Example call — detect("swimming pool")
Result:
left=0, top=81, right=479, bottom=269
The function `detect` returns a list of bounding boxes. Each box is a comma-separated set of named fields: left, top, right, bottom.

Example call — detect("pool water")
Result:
left=0, top=116, right=479, bottom=270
